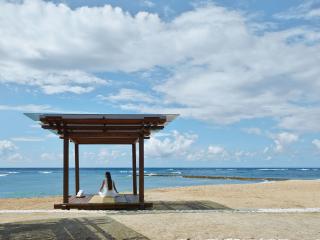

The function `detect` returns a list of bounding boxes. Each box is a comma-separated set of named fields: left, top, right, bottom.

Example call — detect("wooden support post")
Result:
left=139, top=136, right=144, bottom=203
left=75, top=143, right=79, bottom=195
left=63, top=135, right=69, bottom=204
left=132, top=143, right=137, bottom=195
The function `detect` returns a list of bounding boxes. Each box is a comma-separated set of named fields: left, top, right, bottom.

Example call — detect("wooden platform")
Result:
left=54, top=194, right=153, bottom=210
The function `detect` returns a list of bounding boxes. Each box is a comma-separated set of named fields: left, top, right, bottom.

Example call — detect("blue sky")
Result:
left=0, top=0, right=320, bottom=168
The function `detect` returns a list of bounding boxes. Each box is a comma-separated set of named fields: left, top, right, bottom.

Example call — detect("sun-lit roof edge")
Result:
left=24, top=113, right=179, bottom=123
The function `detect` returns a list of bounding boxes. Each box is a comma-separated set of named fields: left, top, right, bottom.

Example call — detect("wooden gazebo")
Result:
left=25, top=113, right=178, bottom=210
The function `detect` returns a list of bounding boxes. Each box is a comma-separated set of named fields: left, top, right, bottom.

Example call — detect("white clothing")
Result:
left=99, top=179, right=118, bottom=197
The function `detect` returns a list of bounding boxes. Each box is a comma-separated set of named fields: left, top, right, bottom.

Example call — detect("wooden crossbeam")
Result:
left=41, top=118, right=166, bottom=125
left=42, top=125, right=164, bottom=131
left=66, top=132, right=143, bottom=138
left=73, top=138, right=137, bottom=144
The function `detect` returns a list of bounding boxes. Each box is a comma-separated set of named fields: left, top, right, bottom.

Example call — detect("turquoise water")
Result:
left=0, top=168, right=319, bottom=198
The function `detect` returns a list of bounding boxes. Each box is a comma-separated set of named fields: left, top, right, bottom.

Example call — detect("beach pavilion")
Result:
left=25, top=113, right=178, bottom=210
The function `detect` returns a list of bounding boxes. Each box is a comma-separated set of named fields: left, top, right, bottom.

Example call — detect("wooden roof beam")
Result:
left=72, top=138, right=138, bottom=144
left=65, top=132, right=147, bottom=138
left=40, top=117, right=166, bottom=125
left=42, top=125, right=164, bottom=131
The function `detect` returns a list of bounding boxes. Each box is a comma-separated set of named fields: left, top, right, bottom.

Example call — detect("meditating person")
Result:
left=98, top=171, right=119, bottom=197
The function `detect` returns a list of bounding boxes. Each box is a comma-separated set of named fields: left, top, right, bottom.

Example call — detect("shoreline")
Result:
left=0, top=179, right=320, bottom=200
left=1, top=178, right=318, bottom=200
left=0, top=179, right=319, bottom=210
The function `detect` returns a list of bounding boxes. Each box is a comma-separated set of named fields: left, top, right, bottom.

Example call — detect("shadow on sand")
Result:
left=0, top=201, right=230, bottom=239
left=0, top=217, right=148, bottom=240
left=150, top=200, right=230, bottom=211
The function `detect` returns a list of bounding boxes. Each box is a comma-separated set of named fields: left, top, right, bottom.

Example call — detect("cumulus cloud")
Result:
left=208, top=145, right=226, bottom=155
left=1, top=0, right=320, bottom=133
left=271, top=132, right=299, bottom=153
left=0, top=140, right=17, bottom=154
left=312, top=139, right=320, bottom=150
left=0, top=140, right=22, bottom=162
left=95, top=4, right=319, bottom=133
left=203, top=145, right=229, bottom=160
left=145, top=130, right=197, bottom=159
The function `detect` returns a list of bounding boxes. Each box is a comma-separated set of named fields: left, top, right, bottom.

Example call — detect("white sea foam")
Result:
left=120, top=170, right=132, bottom=173
left=38, top=171, right=52, bottom=174
left=171, top=171, right=182, bottom=174
left=145, top=173, right=157, bottom=176
left=258, top=168, right=287, bottom=171
left=168, top=168, right=174, bottom=170
left=7, top=171, right=19, bottom=174
left=0, top=174, right=8, bottom=177
left=298, top=168, right=309, bottom=171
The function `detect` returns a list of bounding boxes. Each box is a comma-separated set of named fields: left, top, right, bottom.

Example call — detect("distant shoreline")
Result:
left=1, top=167, right=319, bottom=169
left=143, top=173, right=288, bottom=181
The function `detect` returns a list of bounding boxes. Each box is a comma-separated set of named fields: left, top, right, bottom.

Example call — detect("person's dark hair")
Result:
left=105, top=171, right=112, bottom=190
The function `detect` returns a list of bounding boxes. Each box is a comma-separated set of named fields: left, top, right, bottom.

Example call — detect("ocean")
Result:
left=0, top=168, right=319, bottom=198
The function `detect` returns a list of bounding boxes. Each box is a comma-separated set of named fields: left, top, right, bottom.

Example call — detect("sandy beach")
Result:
left=1, top=180, right=319, bottom=210
left=1, top=180, right=320, bottom=239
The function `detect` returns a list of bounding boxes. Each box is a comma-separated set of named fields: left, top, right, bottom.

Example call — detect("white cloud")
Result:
left=82, top=148, right=126, bottom=163
left=274, top=0, right=320, bottom=20
left=0, top=140, right=17, bottom=154
left=97, top=148, right=126, bottom=161
left=271, top=132, right=299, bottom=153
left=0, top=104, right=54, bottom=112
left=7, top=153, right=23, bottom=161
left=45, top=133, right=57, bottom=138
left=0, top=140, right=22, bottom=162
left=40, top=152, right=62, bottom=161
left=208, top=145, right=226, bottom=155
left=98, top=88, right=157, bottom=104
left=242, top=127, right=262, bottom=135
left=203, top=145, right=229, bottom=160
left=104, top=5, right=320, bottom=132
left=312, top=139, right=320, bottom=150
left=11, top=137, right=44, bottom=142
left=145, top=130, right=197, bottom=159
left=1, top=0, right=320, bottom=133
left=140, top=0, right=155, bottom=8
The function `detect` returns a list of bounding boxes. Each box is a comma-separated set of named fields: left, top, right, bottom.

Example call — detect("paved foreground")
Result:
left=0, top=210, right=320, bottom=240
left=0, top=216, right=148, bottom=240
